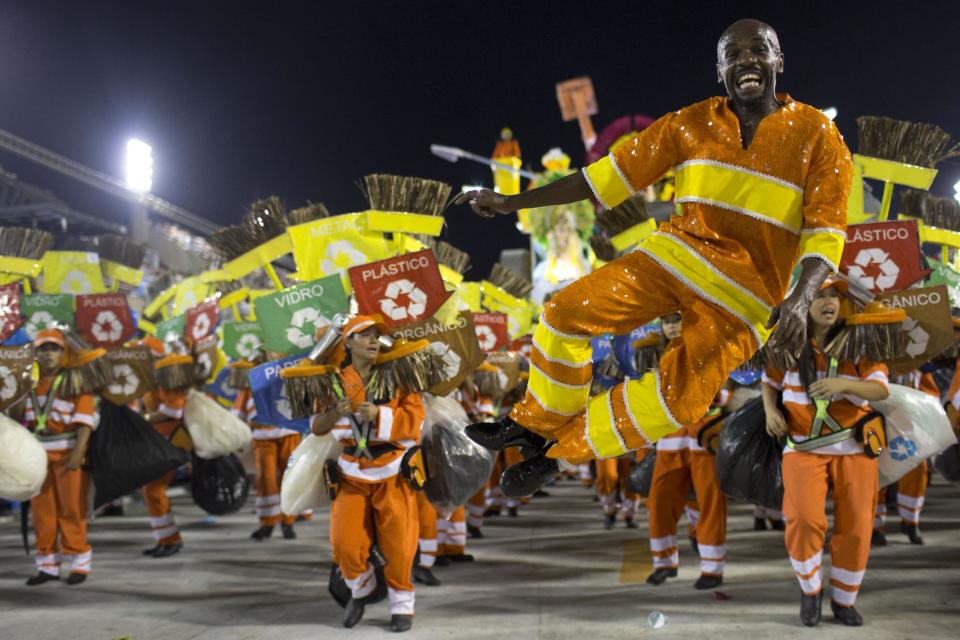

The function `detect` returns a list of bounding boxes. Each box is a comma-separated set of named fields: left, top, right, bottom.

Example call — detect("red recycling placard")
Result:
left=509, top=335, right=533, bottom=359
left=75, top=293, right=135, bottom=346
left=839, top=221, right=926, bottom=294
left=0, top=283, right=23, bottom=342
left=472, top=312, right=509, bottom=352
left=185, top=298, right=220, bottom=344
left=348, top=249, right=450, bottom=327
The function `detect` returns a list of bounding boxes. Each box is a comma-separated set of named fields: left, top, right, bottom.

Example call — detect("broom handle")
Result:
left=879, top=181, right=895, bottom=221
left=263, top=263, right=284, bottom=291
left=231, top=305, right=242, bottom=322
left=21, top=276, right=31, bottom=295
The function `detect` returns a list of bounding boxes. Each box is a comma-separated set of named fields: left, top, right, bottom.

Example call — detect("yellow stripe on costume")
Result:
left=582, top=154, right=633, bottom=210
left=674, top=160, right=803, bottom=233
left=797, top=228, right=845, bottom=271
left=527, top=367, right=590, bottom=416
left=639, top=232, right=772, bottom=347
left=585, top=392, right=627, bottom=458
left=534, top=316, right=593, bottom=367
left=622, top=373, right=682, bottom=443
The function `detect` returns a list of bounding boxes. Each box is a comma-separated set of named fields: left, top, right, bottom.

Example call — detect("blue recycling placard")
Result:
left=613, top=321, right=661, bottom=379
left=205, top=365, right=239, bottom=407
left=591, top=334, right=619, bottom=389
left=249, top=352, right=311, bottom=434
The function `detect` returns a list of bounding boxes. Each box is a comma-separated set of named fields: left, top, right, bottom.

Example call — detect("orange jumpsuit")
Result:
left=595, top=454, right=642, bottom=521
left=648, top=390, right=729, bottom=576
left=875, top=371, right=938, bottom=529
left=415, top=492, right=438, bottom=569
left=328, top=366, right=425, bottom=616
left=233, top=387, right=303, bottom=527
left=24, top=377, right=97, bottom=576
left=764, top=350, right=888, bottom=608
left=510, top=96, right=852, bottom=463
left=142, top=388, right=188, bottom=545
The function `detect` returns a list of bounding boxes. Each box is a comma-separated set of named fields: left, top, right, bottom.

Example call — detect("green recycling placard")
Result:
left=253, top=274, right=348, bottom=355
left=223, top=321, right=264, bottom=361
left=20, top=294, right=74, bottom=339
left=155, top=314, right=185, bottom=343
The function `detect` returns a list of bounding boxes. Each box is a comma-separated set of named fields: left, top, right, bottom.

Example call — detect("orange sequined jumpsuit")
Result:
left=511, top=95, right=853, bottom=463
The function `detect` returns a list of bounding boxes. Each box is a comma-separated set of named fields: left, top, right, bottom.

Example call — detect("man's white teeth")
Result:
left=737, top=73, right=762, bottom=89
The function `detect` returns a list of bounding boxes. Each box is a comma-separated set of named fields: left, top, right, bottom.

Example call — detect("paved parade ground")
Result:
left=1, top=479, right=958, bottom=640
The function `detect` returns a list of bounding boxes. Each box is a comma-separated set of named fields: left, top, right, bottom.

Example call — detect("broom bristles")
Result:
left=60, top=357, right=112, bottom=397
left=288, top=202, right=331, bottom=226
left=367, top=348, right=448, bottom=403
left=922, top=194, right=960, bottom=231
left=433, top=241, right=470, bottom=274
left=824, top=323, right=906, bottom=363
left=156, top=362, right=196, bottom=391
left=283, top=373, right=340, bottom=418
left=0, top=226, right=54, bottom=259
left=589, top=234, right=617, bottom=262
left=243, top=196, right=288, bottom=246
left=856, top=116, right=960, bottom=168
left=488, top=263, right=533, bottom=299
left=596, top=195, right=648, bottom=236
left=96, top=234, right=146, bottom=269
left=361, top=174, right=453, bottom=217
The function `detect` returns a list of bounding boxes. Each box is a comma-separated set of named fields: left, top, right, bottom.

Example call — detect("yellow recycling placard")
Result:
left=39, top=251, right=107, bottom=295
left=288, top=213, right=391, bottom=292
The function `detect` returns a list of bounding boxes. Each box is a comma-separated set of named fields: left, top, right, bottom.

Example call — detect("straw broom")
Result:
left=280, top=362, right=342, bottom=418
left=856, top=116, right=960, bottom=167
left=589, top=234, right=618, bottom=262
left=824, top=302, right=907, bottom=362
left=488, top=263, right=532, bottom=299
left=366, top=339, right=448, bottom=404
left=155, top=354, right=197, bottom=391
left=632, top=333, right=664, bottom=374
left=0, top=226, right=54, bottom=260
left=96, top=234, right=146, bottom=269
left=361, top=174, right=453, bottom=217
left=57, top=325, right=112, bottom=397
left=287, top=202, right=331, bottom=226
left=595, top=195, right=649, bottom=236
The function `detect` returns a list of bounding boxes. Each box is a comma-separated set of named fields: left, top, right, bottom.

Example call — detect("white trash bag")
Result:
left=183, top=389, right=252, bottom=459
left=281, top=432, right=341, bottom=515
left=873, top=384, right=957, bottom=487
left=0, top=414, right=48, bottom=501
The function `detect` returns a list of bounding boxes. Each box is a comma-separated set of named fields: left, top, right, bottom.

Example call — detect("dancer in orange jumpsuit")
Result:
left=23, top=329, right=97, bottom=585
left=873, top=370, right=939, bottom=546
left=460, top=19, right=852, bottom=498
left=763, top=281, right=889, bottom=627
left=312, top=315, right=423, bottom=633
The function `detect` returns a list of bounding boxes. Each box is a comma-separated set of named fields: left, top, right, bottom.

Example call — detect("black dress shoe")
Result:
left=533, top=489, right=551, bottom=497
left=483, top=508, right=500, bottom=517
left=343, top=598, right=365, bottom=628
left=100, top=504, right=124, bottom=517
left=830, top=600, right=863, bottom=626
left=800, top=591, right=823, bottom=627
left=467, top=525, right=483, bottom=539
left=500, top=454, right=559, bottom=498
left=390, top=614, right=413, bottom=632
left=142, top=545, right=160, bottom=556
left=871, top=529, right=887, bottom=547
left=689, top=536, right=699, bottom=555
left=754, top=517, right=768, bottom=531
left=446, top=553, right=474, bottom=562
left=152, top=543, right=182, bottom=558
left=25, top=572, right=59, bottom=586
left=507, top=506, right=519, bottom=517
left=65, top=572, right=87, bottom=585
left=900, top=521, right=924, bottom=545
left=433, top=556, right=451, bottom=567
left=693, top=574, right=723, bottom=590
left=603, top=514, right=616, bottom=530
left=413, top=565, right=441, bottom=586
left=281, top=524, right=297, bottom=539
left=465, top=415, right=545, bottom=452
left=769, top=519, right=785, bottom=531
left=251, top=525, right=274, bottom=541
left=646, top=568, right=677, bottom=585
left=624, top=518, right=638, bottom=529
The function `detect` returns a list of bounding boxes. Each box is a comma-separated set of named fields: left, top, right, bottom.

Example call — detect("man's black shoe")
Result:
left=251, top=525, right=274, bottom=541
left=413, top=565, right=441, bottom=586
left=390, top=614, right=413, bottom=632
left=433, top=556, right=451, bottom=567
left=507, top=506, right=519, bottom=517
left=900, top=521, right=924, bottom=545
left=830, top=600, right=863, bottom=626
left=871, top=529, right=887, bottom=547
left=754, top=517, right=768, bottom=531
left=603, top=514, right=616, bottom=530
left=343, top=598, right=365, bottom=628
left=465, top=416, right=545, bottom=452
left=646, top=568, right=677, bottom=585
left=467, top=525, right=483, bottom=539
left=500, top=453, right=559, bottom=498
left=152, top=543, right=182, bottom=558
left=624, top=517, right=638, bottom=529
left=800, top=591, right=823, bottom=627
left=483, top=508, right=500, bottom=517
left=65, top=572, right=87, bottom=585
left=281, top=524, right=297, bottom=539
left=142, top=545, right=160, bottom=556
left=769, top=519, right=785, bottom=531
left=25, top=572, right=59, bottom=586
left=693, top=574, right=722, bottom=590
left=446, top=553, right=474, bottom=562
left=689, top=536, right=699, bottom=555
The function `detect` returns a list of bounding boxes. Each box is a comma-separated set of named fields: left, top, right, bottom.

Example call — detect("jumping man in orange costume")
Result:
left=459, top=19, right=852, bottom=497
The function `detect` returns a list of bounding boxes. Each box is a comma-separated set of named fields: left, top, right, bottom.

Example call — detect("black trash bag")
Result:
left=626, top=451, right=657, bottom=497
left=934, top=443, right=960, bottom=485
left=715, top=397, right=783, bottom=510
left=421, top=422, right=495, bottom=511
left=328, top=545, right=388, bottom=608
left=87, top=400, right=189, bottom=509
left=190, top=453, right=250, bottom=515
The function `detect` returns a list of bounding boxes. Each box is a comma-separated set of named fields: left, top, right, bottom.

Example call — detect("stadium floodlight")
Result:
left=954, top=179, right=960, bottom=204
left=125, top=138, right=153, bottom=193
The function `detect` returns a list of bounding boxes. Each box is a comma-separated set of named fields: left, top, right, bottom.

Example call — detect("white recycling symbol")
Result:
left=507, top=314, right=520, bottom=338
left=475, top=325, right=498, bottom=351
left=0, top=365, right=18, bottom=401
left=902, top=316, right=929, bottom=358
left=320, top=240, right=367, bottom=274
left=847, top=248, right=900, bottom=291
left=191, top=312, right=212, bottom=340
left=276, top=383, right=293, bottom=420
left=196, top=352, right=213, bottom=381
left=379, top=279, right=428, bottom=321
left=235, top=333, right=260, bottom=359
left=25, top=311, right=55, bottom=339
left=91, top=310, right=124, bottom=343
left=62, top=271, right=93, bottom=294
left=428, top=341, right=461, bottom=379
left=107, top=364, right=140, bottom=397
left=286, top=307, right=330, bottom=349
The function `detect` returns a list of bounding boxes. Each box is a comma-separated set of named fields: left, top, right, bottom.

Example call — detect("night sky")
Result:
left=2, top=1, right=959, bottom=277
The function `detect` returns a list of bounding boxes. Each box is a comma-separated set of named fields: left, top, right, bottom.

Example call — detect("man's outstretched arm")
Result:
left=765, top=256, right=833, bottom=354
left=455, top=171, right=593, bottom=218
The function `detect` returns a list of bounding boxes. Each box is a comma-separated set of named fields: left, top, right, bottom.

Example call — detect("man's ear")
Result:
left=716, top=62, right=724, bottom=83
left=777, top=54, right=785, bottom=74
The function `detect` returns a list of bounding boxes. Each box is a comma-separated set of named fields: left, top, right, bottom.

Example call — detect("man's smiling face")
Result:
left=716, top=20, right=783, bottom=106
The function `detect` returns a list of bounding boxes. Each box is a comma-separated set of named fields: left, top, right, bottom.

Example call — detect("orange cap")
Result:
left=342, top=315, right=389, bottom=341
left=818, top=276, right=848, bottom=295
left=139, top=335, right=166, bottom=358
left=34, top=329, right=65, bottom=349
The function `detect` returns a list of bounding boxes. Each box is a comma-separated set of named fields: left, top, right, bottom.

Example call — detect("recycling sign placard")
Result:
left=349, top=249, right=450, bottom=328
left=253, top=274, right=348, bottom=355
left=877, top=285, right=955, bottom=374
left=223, top=321, right=263, bottom=361
left=21, top=294, right=74, bottom=339
left=185, top=298, right=219, bottom=344
left=0, top=283, right=22, bottom=343
left=392, top=311, right=483, bottom=396
left=102, top=346, right=156, bottom=406
left=156, top=314, right=185, bottom=344
left=248, top=352, right=311, bottom=433
left=0, top=345, right=34, bottom=410
left=75, top=293, right=135, bottom=347
left=840, top=221, right=926, bottom=293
